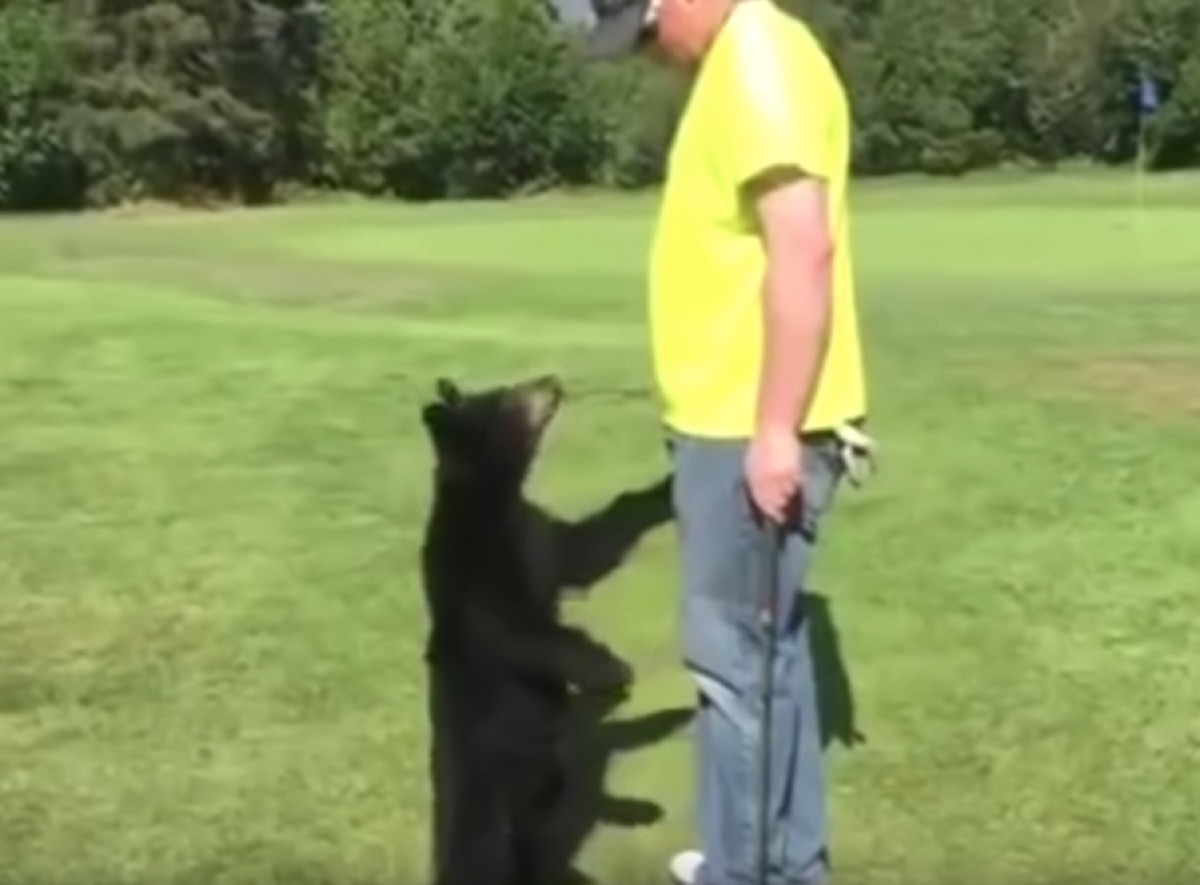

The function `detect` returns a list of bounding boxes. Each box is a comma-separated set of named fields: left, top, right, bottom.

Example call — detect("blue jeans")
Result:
left=668, top=431, right=845, bottom=885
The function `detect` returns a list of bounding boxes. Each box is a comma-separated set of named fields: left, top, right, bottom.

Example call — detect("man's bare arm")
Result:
left=750, top=167, right=835, bottom=439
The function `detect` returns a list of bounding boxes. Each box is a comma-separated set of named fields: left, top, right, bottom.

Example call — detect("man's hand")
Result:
left=744, top=426, right=801, bottom=525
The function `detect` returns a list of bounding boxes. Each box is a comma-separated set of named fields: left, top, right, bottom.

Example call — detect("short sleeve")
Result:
left=720, top=13, right=833, bottom=190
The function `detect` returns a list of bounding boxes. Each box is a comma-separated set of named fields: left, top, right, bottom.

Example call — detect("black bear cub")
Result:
left=419, top=373, right=633, bottom=885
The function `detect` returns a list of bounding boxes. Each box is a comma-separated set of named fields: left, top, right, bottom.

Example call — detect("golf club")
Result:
left=755, top=506, right=785, bottom=885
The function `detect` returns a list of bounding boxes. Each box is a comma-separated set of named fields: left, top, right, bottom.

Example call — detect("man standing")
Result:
left=556, top=1, right=871, bottom=883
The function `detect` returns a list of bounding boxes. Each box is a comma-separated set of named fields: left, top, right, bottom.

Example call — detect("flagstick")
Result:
left=1132, top=70, right=1157, bottom=276
left=1133, top=114, right=1147, bottom=263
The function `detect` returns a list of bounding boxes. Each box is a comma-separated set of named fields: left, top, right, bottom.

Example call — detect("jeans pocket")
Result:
left=801, top=436, right=844, bottom=527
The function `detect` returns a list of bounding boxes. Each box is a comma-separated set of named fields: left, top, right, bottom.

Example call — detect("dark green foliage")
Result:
left=238, top=0, right=610, bottom=199
left=0, top=1, right=81, bottom=209
left=1, top=0, right=1198, bottom=210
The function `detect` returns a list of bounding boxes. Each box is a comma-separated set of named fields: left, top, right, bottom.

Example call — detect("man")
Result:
left=552, top=1, right=872, bottom=883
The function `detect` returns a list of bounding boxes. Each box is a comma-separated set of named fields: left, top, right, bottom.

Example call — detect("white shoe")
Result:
left=669, top=851, right=705, bottom=885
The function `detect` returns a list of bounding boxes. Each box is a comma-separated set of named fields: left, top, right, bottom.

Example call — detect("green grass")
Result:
left=2, top=168, right=1200, bottom=885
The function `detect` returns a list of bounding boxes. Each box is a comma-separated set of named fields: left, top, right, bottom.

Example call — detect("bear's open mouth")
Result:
left=517, top=374, right=564, bottom=434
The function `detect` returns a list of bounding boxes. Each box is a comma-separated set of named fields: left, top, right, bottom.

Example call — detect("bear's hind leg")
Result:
left=511, top=751, right=574, bottom=885
left=433, top=772, right=515, bottom=885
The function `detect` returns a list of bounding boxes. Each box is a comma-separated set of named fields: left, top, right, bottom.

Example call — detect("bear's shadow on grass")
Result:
left=516, top=475, right=864, bottom=883
left=519, top=472, right=676, bottom=603
left=555, top=691, right=694, bottom=885
left=523, top=471, right=864, bottom=752
left=519, top=473, right=692, bottom=883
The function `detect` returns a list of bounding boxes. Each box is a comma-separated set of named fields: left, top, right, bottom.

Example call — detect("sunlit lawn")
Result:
left=1, top=169, right=1199, bottom=885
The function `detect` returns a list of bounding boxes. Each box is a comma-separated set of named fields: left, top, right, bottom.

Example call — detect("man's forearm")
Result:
left=755, top=244, right=833, bottom=437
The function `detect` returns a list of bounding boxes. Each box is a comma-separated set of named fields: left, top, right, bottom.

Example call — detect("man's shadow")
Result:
left=806, top=591, right=866, bottom=750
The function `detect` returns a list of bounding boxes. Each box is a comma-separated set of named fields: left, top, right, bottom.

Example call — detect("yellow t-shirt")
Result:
left=647, top=0, right=866, bottom=438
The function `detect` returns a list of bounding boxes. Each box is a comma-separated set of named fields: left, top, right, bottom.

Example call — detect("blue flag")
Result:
left=1138, top=70, right=1160, bottom=115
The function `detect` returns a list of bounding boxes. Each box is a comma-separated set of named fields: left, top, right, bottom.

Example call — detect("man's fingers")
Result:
left=750, top=487, right=778, bottom=525
left=747, top=474, right=798, bottom=525
left=764, top=488, right=788, bottom=525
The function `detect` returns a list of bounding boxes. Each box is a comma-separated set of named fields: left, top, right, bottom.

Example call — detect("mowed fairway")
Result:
left=2, top=172, right=1199, bottom=885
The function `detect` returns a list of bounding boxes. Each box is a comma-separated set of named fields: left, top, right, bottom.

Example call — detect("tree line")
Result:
left=0, top=0, right=1196, bottom=211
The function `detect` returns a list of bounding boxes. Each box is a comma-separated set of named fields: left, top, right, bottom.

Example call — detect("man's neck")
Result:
left=693, top=0, right=739, bottom=64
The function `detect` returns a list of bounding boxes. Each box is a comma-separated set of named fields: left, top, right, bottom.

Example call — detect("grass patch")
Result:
left=1059, top=354, right=1200, bottom=417
left=1, top=170, right=1199, bottom=885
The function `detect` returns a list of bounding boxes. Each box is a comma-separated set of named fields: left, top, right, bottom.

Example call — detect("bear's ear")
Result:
left=421, top=399, right=469, bottom=445
left=421, top=400, right=449, bottom=433
left=435, top=378, right=461, bottom=405
left=421, top=400, right=473, bottom=477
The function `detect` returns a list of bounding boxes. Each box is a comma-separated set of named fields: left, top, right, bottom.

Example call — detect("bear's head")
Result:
left=420, top=374, right=564, bottom=492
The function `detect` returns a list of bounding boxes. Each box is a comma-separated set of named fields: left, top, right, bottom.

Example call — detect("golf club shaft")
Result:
left=757, top=517, right=783, bottom=885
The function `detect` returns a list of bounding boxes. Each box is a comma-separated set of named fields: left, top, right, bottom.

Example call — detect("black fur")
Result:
left=419, top=374, right=634, bottom=885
